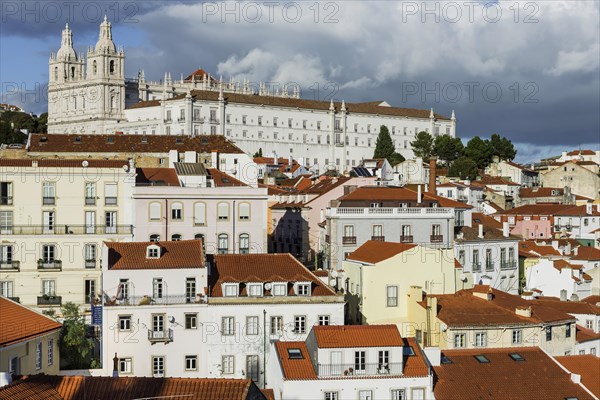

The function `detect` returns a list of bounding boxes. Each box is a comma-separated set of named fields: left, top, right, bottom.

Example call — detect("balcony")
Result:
left=430, top=235, right=444, bottom=243
left=485, top=262, right=494, bottom=271
left=400, top=235, right=413, bottom=243
left=104, top=197, right=117, bottom=206
left=193, top=116, right=205, bottom=123
left=335, top=141, right=344, bottom=147
left=42, top=197, right=55, bottom=205
left=3, top=225, right=133, bottom=235
left=164, top=118, right=172, bottom=123
left=106, top=294, right=206, bottom=307
left=37, top=295, right=62, bottom=306
left=327, top=207, right=453, bottom=218
left=501, top=260, right=517, bottom=270
left=85, top=259, right=96, bottom=268
left=472, top=262, right=481, bottom=272
left=210, top=117, right=219, bottom=124
left=7, top=297, right=20, bottom=303
left=371, top=236, right=385, bottom=241
left=0, top=260, right=20, bottom=271
left=148, top=329, right=173, bottom=343
left=37, top=260, right=62, bottom=271
left=342, top=236, right=357, bottom=245
left=334, top=126, right=343, bottom=133
left=177, top=117, right=185, bottom=123
left=85, top=197, right=96, bottom=205
left=317, top=363, right=403, bottom=377
left=0, top=196, right=13, bottom=205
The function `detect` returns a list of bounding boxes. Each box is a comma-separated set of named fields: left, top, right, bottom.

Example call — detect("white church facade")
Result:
left=47, top=18, right=457, bottom=172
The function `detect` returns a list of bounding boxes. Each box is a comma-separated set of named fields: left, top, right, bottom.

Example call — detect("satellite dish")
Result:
left=460, top=273, right=467, bottom=282
left=441, top=324, right=448, bottom=332
left=329, top=279, right=337, bottom=286
left=168, top=316, right=175, bottom=323
left=122, top=164, right=129, bottom=172
left=82, top=160, right=89, bottom=167
left=330, top=270, right=338, bottom=278
left=264, top=282, right=272, bottom=290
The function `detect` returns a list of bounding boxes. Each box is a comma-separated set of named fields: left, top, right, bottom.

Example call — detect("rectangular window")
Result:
left=566, top=324, right=572, bottom=338
left=387, top=285, right=398, bottom=307
left=354, top=350, right=366, bottom=371
left=222, top=355, right=234, bottom=374
left=318, top=315, right=330, bottom=326
left=246, top=354, right=259, bottom=382
left=372, top=224, right=383, bottom=237
left=119, top=315, right=131, bottom=331
left=42, top=211, right=54, bottom=233
left=222, top=317, right=235, bottom=335
left=324, top=393, right=339, bottom=400
left=0, top=211, right=13, bottom=234
left=272, top=283, right=287, bottom=296
left=223, top=284, right=237, bottom=297
left=42, top=245, right=55, bottom=262
left=246, top=316, right=259, bottom=335
left=294, top=316, right=306, bottom=334
left=0, top=281, right=14, bottom=298
left=358, top=391, right=373, bottom=400
left=0, top=182, right=13, bottom=205
left=42, top=182, right=55, bottom=204
left=185, top=313, right=197, bottom=329
left=454, top=333, right=466, bottom=348
left=152, top=278, right=164, bottom=299
left=475, top=332, right=487, bottom=347
left=185, top=355, right=197, bottom=371
left=152, top=356, right=165, bottom=377
left=85, top=182, right=96, bottom=205
left=42, top=279, right=56, bottom=296
left=296, top=283, right=310, bottom=296
left=105, top=211, right=117, bottom=233
left=47, top=339, right=54, bottom=366
left=119, top=358, right=132, bottom=374
left=35, top=342, right=42, bottom=370
left=84, top=279, right=96, bottom=303
left=0, top=245, right=13, bottom=264
left=270, top=316, right=283, bottom=335
left=248, top=284, right=262, bottom=297
left=186, top=278, right=196, bottom=302
left=546, top=326, right=552, bottom=341
left=104, top=183, right=117, bottom=205
left=378, top=350, right=389, bottom=370
left=391, top=389, right=406, bottom=400
left=512, top=329, right=522, bottom=344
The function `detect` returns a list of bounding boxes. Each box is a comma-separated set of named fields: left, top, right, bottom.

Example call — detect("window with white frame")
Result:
left=119, top=357, right=132, bottom=374
left=222, top=317, right=235, bottom=335
left=222, top=355, right=234, bottom=374
left=512, top=329, right=522, bottom=344
left=0, top=211, right=12, bottom=234
left=318, top=315, right=330, bottom=326
left=185, top=355, right=197, bottom=371
left=272, top=283, right=287, bottom=296
left=296, top=283, right=310, bottom=296
left=185, top=313, right=197, bottom=329
left=149, top=202, right=161, bottom=221
left=294, top=316, right=306, bottom=334
left=171, top=203, right=183, bottom=220
left=354, top=350, right=366, bottom=371
left=42, top=182, right=55, bottom=204
left=217, top=202, right=229, bottom=220
left=218, top=234, right=229, bottom=254
left=171, top=234, right=182, bottom=241
left=324, top=392, right=339, bottom=400
left=0, top=281, right=13, bottom=298
left=223, top=283, right=237, bottom=297
left=119, top=315, right=131, bottom=331
left=104, top=183, right=117, bottom=205
left=84, top=244, right=96, bottom=268
left=475, top=332, right=487, bottom=347
left=147, top=246, right=160, bottom=258
left=47, top=339, right=53, bottom=366
left=35, top=342, right=42, bottom=370
left=411, top=388, right=426, bottom=400
left=238, top=202, right=250, bottom=220
left=239, top=234, right=250, bottom=254
left=248, top=283, right=263, bottom=297
left=270, top=316, right=283, bottom=335
left=454, top=333, right=466, bottom=348
left=246, top=316, right=259, bottom=335
left=149, top=234, right=160, bottom=242
left=42, top=279, right=56, bottom=296
left=391, top=389, right=406, bottom=400
left=193, top=202, right=206, bottom=225
left=358, top=390, right=372, bottom=400
left=152, top=356, right=164, bottom=377
left=387, top=285, right=398, bottom=307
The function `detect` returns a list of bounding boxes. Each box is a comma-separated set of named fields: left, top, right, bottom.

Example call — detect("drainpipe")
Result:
left=232, top=200, right=236, bottom=253
left=165, top=199, right=168, bottom=240
left=263, top=309, right=267, bottom=388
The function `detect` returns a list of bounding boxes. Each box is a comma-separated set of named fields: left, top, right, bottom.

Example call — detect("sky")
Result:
left=1, top=0, right=599, bottom=163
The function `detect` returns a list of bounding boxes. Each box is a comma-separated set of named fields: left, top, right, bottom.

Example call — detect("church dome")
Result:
left=56, top=22, right=77, bottom=61
left=95, top=15, right=117, bottom=53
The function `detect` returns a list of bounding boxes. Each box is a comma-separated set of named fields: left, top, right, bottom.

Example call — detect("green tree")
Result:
left=373, top=125, right=405, bottom=166
left=433, top=135, right=464, bottom=164
left=60, top=302, right=94, bottom=369
left=253, top=148, right=263, bottom=158
left=489, top=133, right=516, bottom=161
left=36, top=112, right=48, bottom=133
left=464, top=136, right=493, bottom=169
left=410, top=131, right=434, bottom=159
left=448, top=157, right=479, bottom=180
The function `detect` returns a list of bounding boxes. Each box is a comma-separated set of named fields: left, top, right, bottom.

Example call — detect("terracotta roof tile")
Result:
left=28, top=134, right=244, bottom=154
left=434, top=347, right=594, bottom=400
left=184, top=68, right=216, bottom=82
left=518, top=187, right=566, bottom=198
left=456, top=225, right=519, bottom=242
left=497, top=203, right=577, bottom=216
left=472, top=212, right=503, bottom=229
left=572, top=246, right=600, bottom=261
left=574, top=324, right=600, bottom=343
left=567, top=149, right=597, bottom=156
left=300, top=176, right=352, bottom=196
left=207, top=168, right=247, bottom=187
left=347, top=240, right=418, bottom=264
left=106, top=240, right=205, bottom=270
left=0, top=159, right=130, bottom=168
left=275, top=341, right=318, bottom=380
left=135, top=168, right=180, bottom=186
left=337, top=186, right=471, bottom=208
left=313, top=324, right=404, bottom=348
left=0, top=297, right=62, bottom=347
left=555, top=354, right=600, bottom=398
left=518, top=241, right=562, bottom=258
left=0, top=375, right=267, bottom=400
left=403, top=337, right=431, bottom=377
left=531, top=298, right=600, bottom=315
left=209, top=254, right=336, bottom=297
left=478, top=175, right=520, bottom=186
left=556, top=205, right=600, bottom=217
left=582, top=295, right=600, bottom=305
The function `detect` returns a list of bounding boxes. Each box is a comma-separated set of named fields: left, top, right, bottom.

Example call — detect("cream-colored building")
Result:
left=406, top=285, right=577, bottom=356
left=0, top=297, right=62, bottom=376
left=542, top=160, right=600, bottom=200
left=342, top=240, right=467, bottom=329
left=0, top=159, right=135, bottom=316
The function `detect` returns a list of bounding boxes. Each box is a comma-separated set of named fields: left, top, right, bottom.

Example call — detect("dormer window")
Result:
left=295, top=282, right=311, bottom=296
left=223, top=283, right=238, bottom=297
left=247, top=283, right=263, bottom=297
left=146, top=245, right=160, bottom=259
left=272, top=283, right=287, bottom=296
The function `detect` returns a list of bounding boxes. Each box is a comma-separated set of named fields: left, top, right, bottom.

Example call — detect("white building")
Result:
left=554, top=204, right=600, bottom=242
left=46, top=18, right=457, bottom=172
left=0, top=158, right=135, bottom=314
left=436, top=181, right=485, bottom=211
left=268, top=325, right=434, bottom=400
left=101, top=243, right=344, bottom=388
left=524, top=259, right=593, bottom=300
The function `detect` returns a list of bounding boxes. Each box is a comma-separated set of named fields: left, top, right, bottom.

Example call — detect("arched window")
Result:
left=93, top=60, right=97, bottom=75
left=149, top=202, right=161, bottom=221
left=171, top=202, right=183, bottom=220
left=71, top=66, right=75, bottom=79
left=238, top=202, right=250, bottom=221
left=217, top=202, right=229, bottom=221
left=239, top=234, right=250, bottom=254
left=218, top=234, right=228, bottom=254
left=194, top=233, right=204, bottom=240
left=109, top=60, right=115, bottom=74
left=193, top=202, right=206, bottom=226
left=149, top=234, right=160, bottom=242
left=171, top=234, right=182, bottom=241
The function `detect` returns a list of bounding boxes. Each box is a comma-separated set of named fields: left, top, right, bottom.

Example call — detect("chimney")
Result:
left=503, top=222, right=510, bottom=238
left=515, top=306, right=532, bottom=317
left=560, top=289, right=567, bottom=301
left=112, top=353, right=119, bottom=377
left=168, top=150, right=178, bottom=168
left=586, top=203, right=593, bottom=215
left=428, top=157, right=438, bottom=194
left=565, top=242, right=572, bottom=255
left=478, top=223, right=484, bottom=239
left=417, top=185, right=422, bottom=204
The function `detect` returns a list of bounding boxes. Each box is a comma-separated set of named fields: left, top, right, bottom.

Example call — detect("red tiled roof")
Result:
left=0, top=159, right=130, bottom=168
left=207, top=168, right=247, bottom=187
left=136, top=168, right=180, bottom=186
left=274, top=341, right=318, bottom=380
left=106, top=240, right=205, bottom=270
left=497, top=203, right=576, bottom=216
left=567, top=149, right=597, bottom=156
left=209, top=254, right=336, bottom=297
left=555, top=205, right=600, bottom=217
left=403, top=337, right=431, bottom=377
left=254, top=157, right=288, bottom=165
left=347, top=240, right=418, bottom=264
left=27, top=134, right=244, bottom=154
left=555, top=354, right=600, bottom=398
left=571, top=246, right=600, bottom=261
left=531, top=298, right=600, bottom=315
left=0, top=297, right=62, bottom=347
left=337, top=186, right=471, bottom=209
left=582, top=295, right=600, bottom=305
left=518, top=241, right=562, bottom=258
left=434, top=347, right=594, bottom=400
left=270, top=201, right=307, bottom=209
left=313, top=324, right=404, bottom=348
left=478, top=175, right=520, bottom=186
left=0, top=375, right=268, bottom=400
left=300, top=176, right=352, bottom=196
left=518, top=187, right=565, bottom=198
left=184, top=68, right=216, bottom=82
left=553, top=259, right=583, bottom=271
left=575, top=324, right=600, bottom=343
left=472, top=212, right=503, bottom=229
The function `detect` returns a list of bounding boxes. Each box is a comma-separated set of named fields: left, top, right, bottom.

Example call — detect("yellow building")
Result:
left=342, top=240, right=467, bottom=334
left=0, top=297, right=62, bottom=376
